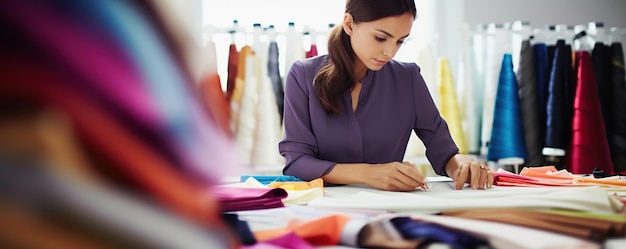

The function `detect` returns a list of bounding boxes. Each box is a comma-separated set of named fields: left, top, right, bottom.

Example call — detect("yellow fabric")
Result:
left=437, top=58, right=468, bottom=154
left=229, top=46, right=253, bottom=135
left=268, top=178, right=324, bottom=191
left=232, top=46, right=252, bottom=103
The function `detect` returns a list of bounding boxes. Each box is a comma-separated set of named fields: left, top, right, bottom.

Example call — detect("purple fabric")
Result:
left=279, top=55, right=459, bottom=181
left=212, top=187, right=288, bottom=212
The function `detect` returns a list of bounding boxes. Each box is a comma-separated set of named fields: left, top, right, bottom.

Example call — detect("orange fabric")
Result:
left=519, top=166, right=575, bottom=181
left=253, top=214, right=352, bottom=246
left=573, top=178, right=626, bottom=187
left=231, top=45, right=253, bottom=103
left=200, top=73, right=232, bottom=138
left=268, top=178, right=324, bottom=191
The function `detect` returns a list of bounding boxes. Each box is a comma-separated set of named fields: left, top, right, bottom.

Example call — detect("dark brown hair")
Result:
left=314, top=0, right=417, bottom=114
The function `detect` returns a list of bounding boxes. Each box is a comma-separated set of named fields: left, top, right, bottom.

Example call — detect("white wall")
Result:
left=464, top=0, right=626, bottom=30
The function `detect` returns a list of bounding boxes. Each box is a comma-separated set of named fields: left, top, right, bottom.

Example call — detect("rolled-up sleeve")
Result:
left=410, top=64, right=459, bottom=176
left=279, top=60, right=336, bottom=181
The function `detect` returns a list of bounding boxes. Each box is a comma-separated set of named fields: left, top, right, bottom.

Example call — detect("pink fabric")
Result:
left=0, top=1, right=160, bottom=125
left=212, top=187, right=287, bottom=212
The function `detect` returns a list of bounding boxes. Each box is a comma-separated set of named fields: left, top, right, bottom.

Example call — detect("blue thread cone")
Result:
left=487, top=54, right=528, bottom=162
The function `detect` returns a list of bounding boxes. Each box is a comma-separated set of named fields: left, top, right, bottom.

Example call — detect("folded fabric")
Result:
left=231, top=177, right=323, bottom=205
left=519, top=165, right=576, bottom=181
left=212, top=186, right=288, bottom=212
left=268, top=178, right=323, bottom=191
left=494, top=169, right=575, bottom=186
left=240, top=175, right=305, bottom=185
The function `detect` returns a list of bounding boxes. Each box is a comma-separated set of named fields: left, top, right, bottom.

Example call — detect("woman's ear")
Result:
left=343, top=13, right=354, bottom=36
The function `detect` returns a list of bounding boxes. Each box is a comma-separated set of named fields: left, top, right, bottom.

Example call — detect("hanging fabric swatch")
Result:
left=227, top=37, right=239, bottom=102
left=564, top=51, right=613, bottom=174
left=305, top=26, right=318, bottom=59
left=284, top=22, right=304, bottom=84
left=267, top=27, right=285, bottom=123
left=233, top=46, right=257, bottom=165
left=251, top=36, right=284, bottom=166
left=438, top=58, right=468, bottom=154
left=609, top=42, right=626, bottom=173
left=516, top=40, right=543, bottom=166
left=487, top=54, right=527, bottom=162
left=199, top=38, right=232, bottom=138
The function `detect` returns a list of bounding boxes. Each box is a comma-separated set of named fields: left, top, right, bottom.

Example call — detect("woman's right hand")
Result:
left=363, top=161, right=427, bottom=192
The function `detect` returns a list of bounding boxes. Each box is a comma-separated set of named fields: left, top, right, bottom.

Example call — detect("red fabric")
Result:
left=305, top=44, right=318, bottom=58
left=200, top=73, right=232, bottom=138
left=253, top=215, right=351, bottom=246
left=226, top=43, right=239, bottom=102
left=565, top=51, right=614, bottom=174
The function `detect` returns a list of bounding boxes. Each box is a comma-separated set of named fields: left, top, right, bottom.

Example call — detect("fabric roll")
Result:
left=545, top=40, right=569, bottom=150
left=516, top=40, right=543, bottom=166
left=565, top=51, right=614, bottom=174
left=592, top=42, right=612, bottom=146
left=609, top=42, right=626, bottom=173
left=438, top=57, right=468, bottom=154
left=487, top=54, right=527, bottom=162
left=532, top=43, right=549, bottom=148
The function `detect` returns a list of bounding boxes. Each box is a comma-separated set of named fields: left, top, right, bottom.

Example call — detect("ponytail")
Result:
left=313, top=25, right=356, bottom=114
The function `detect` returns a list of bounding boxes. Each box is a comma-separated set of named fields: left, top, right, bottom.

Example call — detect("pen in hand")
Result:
left=420, top=179, right=430, bottom=192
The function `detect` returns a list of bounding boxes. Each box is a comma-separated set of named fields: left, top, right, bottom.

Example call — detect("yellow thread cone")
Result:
left=438, top=58, right=468, bottom=154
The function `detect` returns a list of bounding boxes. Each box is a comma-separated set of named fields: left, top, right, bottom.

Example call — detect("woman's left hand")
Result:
left=446, top=155, right=493, bottom=190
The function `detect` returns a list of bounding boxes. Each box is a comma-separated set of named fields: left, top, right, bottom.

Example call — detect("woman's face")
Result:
left=344, top=12, right=413, bottom=74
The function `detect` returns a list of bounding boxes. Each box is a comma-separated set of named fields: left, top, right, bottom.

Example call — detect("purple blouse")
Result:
left=279, top=55, right=459, bottom=181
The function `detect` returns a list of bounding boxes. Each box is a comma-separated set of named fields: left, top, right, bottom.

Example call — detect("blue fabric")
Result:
left=240, top=175, right=305, bottom=185
left=390, top=217, right=489, bottom=249
left=222, top=213, right=256, bottom=245
left=487, top=53, right=528, bottom=162
left=545, top=40, right=569, bottom=150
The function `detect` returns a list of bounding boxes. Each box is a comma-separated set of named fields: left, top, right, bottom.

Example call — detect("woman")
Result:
left=279, top=0, right=493, bottom=191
